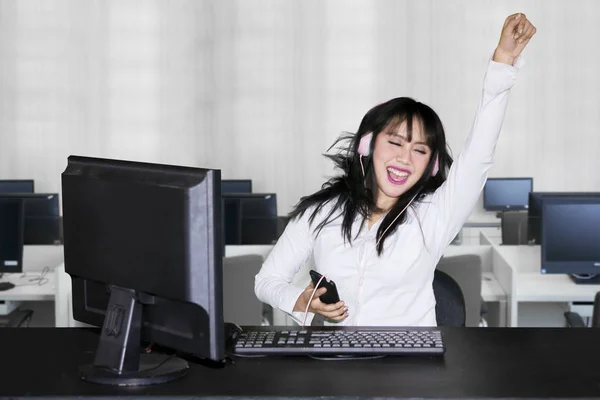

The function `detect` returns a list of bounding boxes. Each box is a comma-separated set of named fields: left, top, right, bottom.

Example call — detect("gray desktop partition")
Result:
left=222, top=254, right=264, bottom=326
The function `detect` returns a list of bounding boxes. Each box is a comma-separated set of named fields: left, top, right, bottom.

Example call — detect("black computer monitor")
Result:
left=62, top=155, right=224, bottom=386
left=0, top=199, right=25, bottom=274
left=527, top=192, right=600, bottom=244
left=0, top=193, right=61, bottom=245
left=483, top=177, right=533, bottom=211
left=0, top=179, right=34, bottom=194
left=223, top=193, right=278, bottom=245
left=540, top=195, right=600, bottom=284
left=221, top=179, right=252, bottom=194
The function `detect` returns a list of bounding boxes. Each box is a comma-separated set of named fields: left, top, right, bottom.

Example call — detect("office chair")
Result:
left=0, top=309, right=33, bottom=328
left=564, top=292, right=600, bottom=328
left=436, top=254, right=483, bottom=327
left=500, top=211, right=529, bottom=245
left=433, top=269, right=466, bottom=327
left=276, top=216, right=290, bottom=238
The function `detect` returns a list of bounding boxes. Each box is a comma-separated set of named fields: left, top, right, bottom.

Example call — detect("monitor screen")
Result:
left=0, top=199, right=25, bottom=273
left=62, top=155, right=224, bottom=386
left=528, top=192, right=600, bottom=244
left=483, top=178, right=533, bottom=211
left=222, top=179, right=252, bottom=194
left=0, top=180, right=34, bottom=194
left=541, top=196, right=600, bottom=276
left=0, top=193, right=61, bottom=245
left=223, top=193, right=278, bottom=245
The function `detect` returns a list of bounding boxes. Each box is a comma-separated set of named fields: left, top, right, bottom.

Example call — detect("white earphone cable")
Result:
left=375, top=192, right=419, bottom=248
left=302, top=274, right=327, bottom=327
left=360, top=156, right=366, bottom=177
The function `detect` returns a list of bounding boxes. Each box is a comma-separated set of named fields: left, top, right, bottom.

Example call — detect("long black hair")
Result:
left=288, top=97, right=454, bottom=255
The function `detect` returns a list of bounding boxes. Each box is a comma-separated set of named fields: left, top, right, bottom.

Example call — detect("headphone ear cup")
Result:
left=431, top=155, right=439, bottom=177
left=358, top=132, right=373, bottom=157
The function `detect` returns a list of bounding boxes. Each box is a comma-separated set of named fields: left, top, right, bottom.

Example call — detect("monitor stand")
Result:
left=79, top=286, right=189, bottom=386
left=569, top=274, right=600, bottom=285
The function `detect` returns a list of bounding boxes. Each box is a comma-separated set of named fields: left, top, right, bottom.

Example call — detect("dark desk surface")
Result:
left=2, top=327, right=600, bottom=399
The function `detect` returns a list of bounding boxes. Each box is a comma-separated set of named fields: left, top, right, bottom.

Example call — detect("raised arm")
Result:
left=422, top=13, right=537, bottom=251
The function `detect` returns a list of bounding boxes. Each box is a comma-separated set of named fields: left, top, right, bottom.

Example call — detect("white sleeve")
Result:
left=422, top=57, right=524, bottom=253
left=254, top=208, right=317, bottom=326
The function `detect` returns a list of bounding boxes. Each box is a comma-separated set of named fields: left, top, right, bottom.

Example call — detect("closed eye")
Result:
left=415, top=149, right=427, bottom=155
left=388, top=141, right=402, bottom=147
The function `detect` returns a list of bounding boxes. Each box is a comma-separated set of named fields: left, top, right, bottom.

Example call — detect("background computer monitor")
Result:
left=0, top=193, right=61, bottom=245
left=0, top=199, right=25, bottom=274
left=528, top=192, right=600, bottom=244
left=222, top=179, right=252, bottom=194
left=0, top=179, right=34, bottom=194
left=62, top=155, right=224, bottom=386
left=223, top=193, right=278, bottom=245
left=540, top=195, right=600, bottom=283
left=483, top=177, right=533, bottom=211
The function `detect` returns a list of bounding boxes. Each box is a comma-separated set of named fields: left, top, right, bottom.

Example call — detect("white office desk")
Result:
left=478, top=232, right=600, bottom=327
left=481, top=272, right=506, bottom=302
left=0, top=272, right=55, bottom=301
left=494, top=245, right=600, bottom=302
left=0, top=245, right=63, bottom=320
left=460, top=213, right=502, bottom=245
left=0, top=245, right=62, bottom=301
left=465, top=212, right=501, bottom=228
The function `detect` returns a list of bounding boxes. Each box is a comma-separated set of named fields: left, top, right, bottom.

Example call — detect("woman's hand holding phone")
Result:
left=293, top=282, right=348, bottom=322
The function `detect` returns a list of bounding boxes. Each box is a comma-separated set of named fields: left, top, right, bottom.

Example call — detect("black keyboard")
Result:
left=233, top=327, right=445, bottom=356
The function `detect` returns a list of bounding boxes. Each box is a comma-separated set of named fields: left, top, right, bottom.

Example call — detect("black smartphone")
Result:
left=309, top=270, right=341, bottom=304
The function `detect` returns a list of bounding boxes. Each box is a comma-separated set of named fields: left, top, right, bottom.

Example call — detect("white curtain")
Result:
left=1, top=0, right=599, bottom=214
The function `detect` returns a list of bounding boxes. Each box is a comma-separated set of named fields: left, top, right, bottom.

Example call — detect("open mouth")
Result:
left=387, top=167, right=409, bottom=185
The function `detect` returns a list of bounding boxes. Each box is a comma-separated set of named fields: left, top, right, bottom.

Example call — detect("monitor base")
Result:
left=80, top=286, right=190, bottom=387
left=569, top=274, right=600, bottom=285
left=80, top=354, right=189, bottom=386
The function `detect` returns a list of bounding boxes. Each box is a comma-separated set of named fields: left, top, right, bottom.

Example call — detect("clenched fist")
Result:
left=493, top=13, right=537, bottom=65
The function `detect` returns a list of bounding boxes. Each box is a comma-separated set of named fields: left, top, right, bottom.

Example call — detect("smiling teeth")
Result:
left=387, top=168, right=409, bottom=178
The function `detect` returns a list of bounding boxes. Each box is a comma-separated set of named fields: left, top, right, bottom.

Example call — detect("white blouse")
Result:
left=255, top=57, right=523, bottom=327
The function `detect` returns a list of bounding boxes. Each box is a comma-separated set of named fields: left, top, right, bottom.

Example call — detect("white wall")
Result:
left=1, top=0, right=599, bottom=215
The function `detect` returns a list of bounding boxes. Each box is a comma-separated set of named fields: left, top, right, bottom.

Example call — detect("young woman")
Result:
left=255, top=13, right=536, bottom=326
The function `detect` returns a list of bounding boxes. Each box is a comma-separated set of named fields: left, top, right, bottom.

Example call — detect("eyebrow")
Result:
left=388, top=132, right=428, bottom=146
